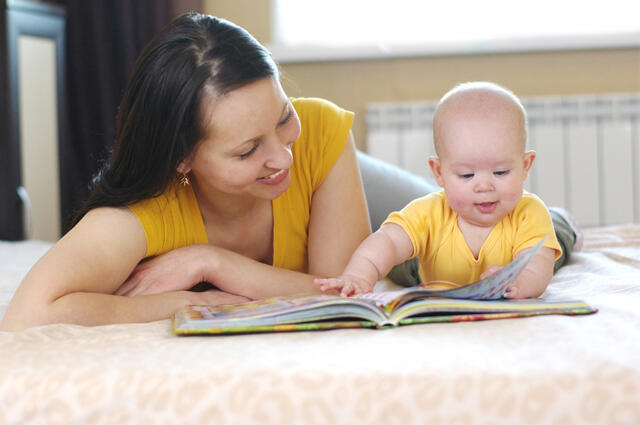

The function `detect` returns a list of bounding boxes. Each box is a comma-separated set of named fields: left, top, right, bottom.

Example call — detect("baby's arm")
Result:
left=503, top=246, right=556, bottom=299
left=315, top=223, right=413, bottom=296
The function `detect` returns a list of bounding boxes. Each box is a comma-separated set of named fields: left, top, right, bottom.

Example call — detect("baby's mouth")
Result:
left=475, top=201, right=498, bottom=213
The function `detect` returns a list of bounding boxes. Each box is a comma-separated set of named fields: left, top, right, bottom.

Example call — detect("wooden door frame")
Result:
left=1, top=0, right=68, bottom=240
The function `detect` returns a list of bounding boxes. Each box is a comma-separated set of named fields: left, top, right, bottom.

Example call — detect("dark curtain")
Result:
left=51, top=0, right=172, bottom=232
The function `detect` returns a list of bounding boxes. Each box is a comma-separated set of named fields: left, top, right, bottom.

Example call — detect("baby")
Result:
left=316, top=82, right=562, bottom=299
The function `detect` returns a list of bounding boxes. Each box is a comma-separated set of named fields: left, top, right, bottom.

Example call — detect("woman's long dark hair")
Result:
left=73, top=13, right=278, bottom=224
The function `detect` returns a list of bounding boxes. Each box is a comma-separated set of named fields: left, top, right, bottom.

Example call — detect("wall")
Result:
left=202, top=1, right=640, bottom=150
left=202, top=0, right=271, bottom=44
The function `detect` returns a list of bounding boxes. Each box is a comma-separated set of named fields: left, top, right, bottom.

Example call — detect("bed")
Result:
left=1, top=224, right=639, bottom=425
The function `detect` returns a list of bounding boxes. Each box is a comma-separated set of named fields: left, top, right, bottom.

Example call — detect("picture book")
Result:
left=172, top=239, right=597, bottom=335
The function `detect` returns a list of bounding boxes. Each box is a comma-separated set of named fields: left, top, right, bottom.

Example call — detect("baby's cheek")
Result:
left=503, top=190, right=524, bottom=210
left=446, top=195, right=467, bottom=213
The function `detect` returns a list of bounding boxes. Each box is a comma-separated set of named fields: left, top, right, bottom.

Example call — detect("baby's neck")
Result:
left=456, top=216, right=495, bottom=259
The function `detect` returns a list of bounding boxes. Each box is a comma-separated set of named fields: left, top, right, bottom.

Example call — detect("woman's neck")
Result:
left=192, top=181, right=266, bottom=222
left=192, top=183, right=274, bottom=263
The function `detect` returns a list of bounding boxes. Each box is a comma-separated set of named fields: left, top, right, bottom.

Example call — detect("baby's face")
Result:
left=433, top=108, right=533, bottom=229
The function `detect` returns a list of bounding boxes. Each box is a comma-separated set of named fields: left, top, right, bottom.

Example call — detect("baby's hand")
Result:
left=504, top=285, right=522, bottom=299
left=479, top=265, right=504, bottom=280
left=480, top=265, right=521, bottom=299
left=314, top=275, right=374, bottom=297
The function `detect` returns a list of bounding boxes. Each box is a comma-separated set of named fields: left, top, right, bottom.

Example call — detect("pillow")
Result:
left=356, top=150, right=439, bottom=231
left=356, top=150, right=439, bottom=286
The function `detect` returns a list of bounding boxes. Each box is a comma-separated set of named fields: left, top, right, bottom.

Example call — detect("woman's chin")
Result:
left=259, top=175, right=291, bottom=200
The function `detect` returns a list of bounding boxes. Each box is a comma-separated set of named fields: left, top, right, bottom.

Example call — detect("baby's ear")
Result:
left=428, top=156, right=444, bottom=187
left=523, top=150, right=536, bottom=173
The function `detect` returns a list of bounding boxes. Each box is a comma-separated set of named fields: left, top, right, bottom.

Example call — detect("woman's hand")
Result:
left=187, top=289, right=251, bottom=306
left=116, top=244, right=218, bottom=297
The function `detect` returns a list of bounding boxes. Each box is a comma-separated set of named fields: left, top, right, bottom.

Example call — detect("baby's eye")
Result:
left=459, top=173, right=474, bottom=179
left=494, top=170, right=510, bottom=176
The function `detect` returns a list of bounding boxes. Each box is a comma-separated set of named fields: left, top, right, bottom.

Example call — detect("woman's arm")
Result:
left=205, top=133, right=372, bottom=299
left=307, top=133, right=372, bottom=275
left=0, top=207, right=247, bottom=330
left=118, top=133, right=372, bottom=300
left=1, top=134, right=369, bottom=329
left=205, top=132, right=371, bottom=298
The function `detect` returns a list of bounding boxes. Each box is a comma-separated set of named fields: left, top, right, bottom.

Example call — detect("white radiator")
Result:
left=366, top=93, right=640, bottom=228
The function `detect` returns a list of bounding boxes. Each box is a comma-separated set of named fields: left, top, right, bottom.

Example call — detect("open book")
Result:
left=172, top=239, right=596, bottom=335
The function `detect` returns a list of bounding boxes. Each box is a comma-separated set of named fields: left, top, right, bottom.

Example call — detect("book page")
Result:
left=422, top=237, right=546, bottom=300
left=358, top=238, right=546, bottom=314
left=174, top=294, right=389, bottom=331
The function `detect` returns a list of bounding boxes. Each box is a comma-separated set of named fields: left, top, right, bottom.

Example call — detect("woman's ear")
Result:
left=176, top=160, right=193, bottom=186
left=176, top=159, right=191, bottom=175
left=428, top=156, right=444, bottom=187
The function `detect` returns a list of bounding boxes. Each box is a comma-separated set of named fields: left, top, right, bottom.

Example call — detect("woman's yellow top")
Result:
left=128, top=97, right=354, bottom=273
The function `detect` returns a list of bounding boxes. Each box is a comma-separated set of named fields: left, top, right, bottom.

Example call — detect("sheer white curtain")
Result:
left=271, top=0, right=640, bottom=59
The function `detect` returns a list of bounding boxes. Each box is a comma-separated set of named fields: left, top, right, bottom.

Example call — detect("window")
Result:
left=269, top=0, right=640, bottom=62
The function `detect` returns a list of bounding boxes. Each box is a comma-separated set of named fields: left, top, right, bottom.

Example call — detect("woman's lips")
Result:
left=258, top=168, right=289, bottom=185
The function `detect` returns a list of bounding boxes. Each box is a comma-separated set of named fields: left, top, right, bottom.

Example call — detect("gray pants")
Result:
left=356, top=151, right=576, bottom=287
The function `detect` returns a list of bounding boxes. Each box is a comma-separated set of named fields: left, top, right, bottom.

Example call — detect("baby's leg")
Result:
left=549, top=207, right=583, bottom=272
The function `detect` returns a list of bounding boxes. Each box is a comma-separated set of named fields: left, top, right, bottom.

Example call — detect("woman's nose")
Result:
left=264, top=137, right=293, bottom=170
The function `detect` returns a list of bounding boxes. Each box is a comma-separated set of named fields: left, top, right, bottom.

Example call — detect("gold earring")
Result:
left=179, top=173, right=190, bottom=186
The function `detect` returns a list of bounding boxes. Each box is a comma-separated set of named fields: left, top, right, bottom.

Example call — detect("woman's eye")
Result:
left=278, top=110, right=293, bottom=126
left=239, top=142, right=258, bottom=159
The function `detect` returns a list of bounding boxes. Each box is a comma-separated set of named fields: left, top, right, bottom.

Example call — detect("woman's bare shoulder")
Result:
left=65, top=206, right=147, bottom=260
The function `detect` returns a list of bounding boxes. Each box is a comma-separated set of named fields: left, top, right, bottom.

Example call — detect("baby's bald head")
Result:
left=433, top=82, right=527, bottom=158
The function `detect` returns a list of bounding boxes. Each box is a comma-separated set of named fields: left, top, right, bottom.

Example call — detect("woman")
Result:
left=1, top=13, right=370, bottom=330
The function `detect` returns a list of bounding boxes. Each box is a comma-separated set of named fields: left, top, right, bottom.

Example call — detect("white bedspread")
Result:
left=1, top=225, right=639, bottom=425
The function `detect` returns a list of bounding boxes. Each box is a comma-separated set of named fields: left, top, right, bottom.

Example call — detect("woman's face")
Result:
left=181, top=78, right=301, bottom=202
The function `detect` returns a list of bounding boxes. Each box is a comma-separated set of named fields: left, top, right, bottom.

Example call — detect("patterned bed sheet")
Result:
left=1, top=225, right=639, bottom=425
